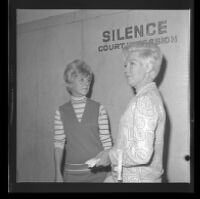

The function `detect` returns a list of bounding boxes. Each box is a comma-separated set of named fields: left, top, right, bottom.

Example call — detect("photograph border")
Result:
left=8, top=0, right=194, bottom=193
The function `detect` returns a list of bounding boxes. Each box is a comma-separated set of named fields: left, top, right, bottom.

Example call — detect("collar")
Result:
left=136, top=82, right=156, bottom=97
left=71, top=95, right=87, bottom=102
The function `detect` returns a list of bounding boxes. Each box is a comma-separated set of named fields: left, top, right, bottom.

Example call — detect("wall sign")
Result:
left=97, top=20, right=178, bottom=52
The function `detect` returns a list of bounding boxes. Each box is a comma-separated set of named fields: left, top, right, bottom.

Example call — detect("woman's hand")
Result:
left=95, top=150, right=111, bottom=167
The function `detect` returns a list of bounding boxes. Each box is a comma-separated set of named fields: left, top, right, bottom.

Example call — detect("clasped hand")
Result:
left=85, top=149, right=110, bottom=168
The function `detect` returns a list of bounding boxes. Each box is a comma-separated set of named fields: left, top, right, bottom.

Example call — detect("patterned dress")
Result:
left=110, top=82, right=166, bottom=183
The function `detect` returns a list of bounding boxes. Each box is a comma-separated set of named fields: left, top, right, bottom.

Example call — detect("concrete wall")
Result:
left=17, top=10, right=190, bottom=182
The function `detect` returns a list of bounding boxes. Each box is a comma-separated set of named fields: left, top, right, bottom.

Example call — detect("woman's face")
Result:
left=123, top=52, right=147, bottom=88
left=70, top=74, right=91, bottom=97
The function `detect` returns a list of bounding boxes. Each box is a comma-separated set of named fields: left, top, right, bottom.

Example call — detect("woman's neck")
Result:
left=134, top=78, right=152, bottom=94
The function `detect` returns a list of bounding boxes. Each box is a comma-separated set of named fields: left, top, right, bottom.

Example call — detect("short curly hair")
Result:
left=122, top=41, right=163, bottom=79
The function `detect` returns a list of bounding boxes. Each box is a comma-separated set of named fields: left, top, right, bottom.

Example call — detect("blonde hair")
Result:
left=122, top=41, right=163, bottom=78
left=63, top=59, right=93, bottom=94
left=64, top=59, right=93, bottom=83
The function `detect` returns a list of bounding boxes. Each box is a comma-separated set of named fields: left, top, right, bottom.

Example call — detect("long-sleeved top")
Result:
left=115, top=82, right=166, bottom=182
left=54, top=96, right=112, bottom=151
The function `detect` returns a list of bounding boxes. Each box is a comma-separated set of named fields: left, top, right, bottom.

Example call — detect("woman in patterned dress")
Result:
left=105, top=41, right=166, bottom=183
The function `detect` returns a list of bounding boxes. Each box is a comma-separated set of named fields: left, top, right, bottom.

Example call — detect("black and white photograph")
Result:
left=8, top=0, right=194, bottom=193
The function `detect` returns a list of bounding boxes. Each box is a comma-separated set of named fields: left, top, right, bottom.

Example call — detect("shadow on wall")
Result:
left=86, top=73, right=94, bottom=99
left=162, top=102, right=171, bottom=183
left=154, top=56, right=167, bottom=88
left=155, top=56, right=171, bottom=183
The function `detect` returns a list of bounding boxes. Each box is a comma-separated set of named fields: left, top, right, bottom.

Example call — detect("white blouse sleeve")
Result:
left=122, top=95, right=159, bottom=166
